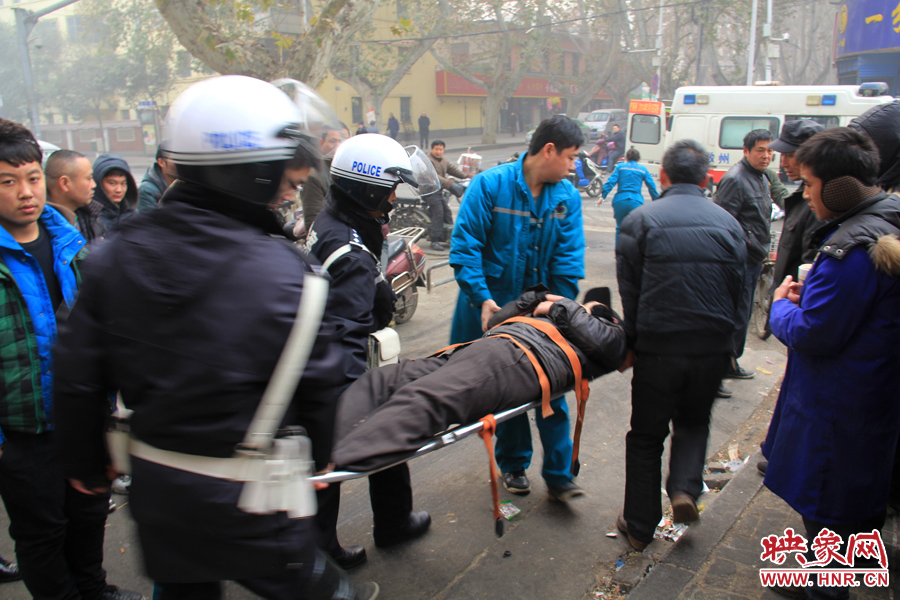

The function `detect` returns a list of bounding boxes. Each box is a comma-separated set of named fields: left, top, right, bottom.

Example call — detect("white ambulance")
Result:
left=626, top=83, right=896, bottom=188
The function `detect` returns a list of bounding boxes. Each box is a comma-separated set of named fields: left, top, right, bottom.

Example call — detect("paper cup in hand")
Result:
left=797, top=263, right=812, bottom=283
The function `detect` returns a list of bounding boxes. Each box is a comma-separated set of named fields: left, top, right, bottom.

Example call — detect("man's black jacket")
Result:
left=616, top=183, right=747, bottom=354
left=714, top=157, right=772, bottom=264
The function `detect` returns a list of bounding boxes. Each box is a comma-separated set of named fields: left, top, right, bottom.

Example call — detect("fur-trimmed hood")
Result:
left=869, top=234, right=900, bottom=277
left=816, top=192, right=900, bottom=277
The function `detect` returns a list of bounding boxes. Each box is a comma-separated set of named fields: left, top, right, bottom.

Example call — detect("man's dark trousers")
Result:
left=623, top=352, right=728, bottom=544
left=423, top=192, right=452, bottom=243
left=732, top=261, right=764, bottom=359
left=0, top=431, right=110, bottom=600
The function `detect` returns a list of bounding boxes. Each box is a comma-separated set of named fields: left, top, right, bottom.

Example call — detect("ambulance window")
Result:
left=630, top=115, right=661, bottom=144
left=719, top=117, right=779, bottom=149
left=785, top=115, right=839, bottom=129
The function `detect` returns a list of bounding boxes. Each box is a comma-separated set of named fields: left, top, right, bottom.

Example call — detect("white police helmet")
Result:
left=330, top=135, right=440, bottom=221
left=165, top=75, right=316, bottom=205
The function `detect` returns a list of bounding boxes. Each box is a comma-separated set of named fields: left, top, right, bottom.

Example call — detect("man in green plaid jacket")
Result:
left=0, top=119, right=140, bottom=600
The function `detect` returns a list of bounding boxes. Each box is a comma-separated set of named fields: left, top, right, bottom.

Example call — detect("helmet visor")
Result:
left=402, top=146, right=441, bottom=196
left=271, top=78, right=343, bottom=141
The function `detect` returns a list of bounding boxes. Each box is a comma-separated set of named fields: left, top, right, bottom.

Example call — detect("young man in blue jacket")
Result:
left=0, top=119, right=139, bottom=600
left=449, top=115, right=586, bottom=501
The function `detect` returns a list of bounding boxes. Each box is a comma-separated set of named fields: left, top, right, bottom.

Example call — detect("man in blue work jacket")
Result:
left=449, top=115, right=586, bottom=501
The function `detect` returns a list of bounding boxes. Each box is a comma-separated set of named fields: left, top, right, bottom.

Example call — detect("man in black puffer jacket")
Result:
left=615, top=139, right=746, bottom=553
left=331, top=291, right=626, bottom=472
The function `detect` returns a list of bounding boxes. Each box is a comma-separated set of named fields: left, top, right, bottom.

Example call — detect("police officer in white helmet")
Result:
left=306, top=134, right=439, bottom=567
left=52, top=75, right=379, bottom=599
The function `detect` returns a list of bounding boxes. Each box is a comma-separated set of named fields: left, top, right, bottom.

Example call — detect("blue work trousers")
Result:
left=612, top=197, right=644, bottom=243
left=494, top=395, right=572, bottom=486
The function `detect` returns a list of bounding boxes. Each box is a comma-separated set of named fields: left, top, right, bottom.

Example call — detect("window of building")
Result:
left=400, top=97, right=411, bottom=123
left=42, top=130, right=63, bottom=144
left=572, top=54, right=580, bottom=77
left=120, top=109, right=131, bottom=121
left=79, top=129, right=97, bottom=143
left=719, top=117, right=779, bottom=150
left=630, top=114, right=661, bottom=145
left=351, top=97, right=363, bottom=126
left=116, top=128, right=136, bottom=142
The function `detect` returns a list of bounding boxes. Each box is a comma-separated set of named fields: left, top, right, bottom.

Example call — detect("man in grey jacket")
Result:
left=616, top=139, right=746, bottom=552
left=713, top=128, right=774, bottom=396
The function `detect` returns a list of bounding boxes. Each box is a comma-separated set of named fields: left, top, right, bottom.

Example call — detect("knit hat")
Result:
left=821, top=175, right=882, bottom=212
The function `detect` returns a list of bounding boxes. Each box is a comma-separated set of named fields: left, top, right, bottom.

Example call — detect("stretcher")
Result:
left=309, top=399, right=539, bottom=485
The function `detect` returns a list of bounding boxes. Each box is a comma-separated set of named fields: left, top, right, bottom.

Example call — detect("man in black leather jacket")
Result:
left=714, top=128, right=774, bottom=386
left=331, top=292, right=626, bottom=472
left=616, top=139, right=746, bottom=552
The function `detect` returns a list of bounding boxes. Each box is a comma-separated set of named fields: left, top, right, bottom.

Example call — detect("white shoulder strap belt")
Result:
left=127, top=273, right=330, bottom=518
left=321, top=241, right=385, bottom=285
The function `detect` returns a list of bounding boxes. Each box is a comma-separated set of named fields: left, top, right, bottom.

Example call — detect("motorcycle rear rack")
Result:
left=309, top=400, right=539, bottom=484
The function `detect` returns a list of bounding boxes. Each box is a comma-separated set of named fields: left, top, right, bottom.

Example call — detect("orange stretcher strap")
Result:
left=478, top=414, right=504, bottom=537
left=500, top=316, right=591, bottom=477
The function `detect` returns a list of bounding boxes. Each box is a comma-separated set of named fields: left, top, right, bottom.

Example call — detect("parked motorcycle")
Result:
left=390, top=177, right=468, bottom=240
left=569, top=151, right=603, bottom=197
left=383, top=226, right=427, bottom=324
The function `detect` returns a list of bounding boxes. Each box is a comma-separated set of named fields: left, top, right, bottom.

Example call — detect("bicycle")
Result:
left=752, top=231, right=781, bottom=340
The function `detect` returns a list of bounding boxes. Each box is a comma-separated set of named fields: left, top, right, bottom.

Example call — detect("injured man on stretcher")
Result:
left=331, top=287, right=627, bottom=472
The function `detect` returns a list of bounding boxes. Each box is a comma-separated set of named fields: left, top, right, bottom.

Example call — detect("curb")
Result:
left=625, top=449, right=766, bottom=600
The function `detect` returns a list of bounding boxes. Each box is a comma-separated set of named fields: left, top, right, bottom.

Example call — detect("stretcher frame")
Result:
left=309, top=400, right=539, bottom=485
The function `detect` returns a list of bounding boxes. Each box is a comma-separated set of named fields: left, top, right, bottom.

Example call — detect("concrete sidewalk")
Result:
left=624, top=452, right=899, bottom=600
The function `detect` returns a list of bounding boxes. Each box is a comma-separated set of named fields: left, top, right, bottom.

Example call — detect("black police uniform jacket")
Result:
left=53, top=181, right=349, bottom=583
left=304, top=189, right=395, bottom=380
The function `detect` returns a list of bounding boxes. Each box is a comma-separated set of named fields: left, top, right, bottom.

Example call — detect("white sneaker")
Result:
left=111, top=475, right=131, bottom=495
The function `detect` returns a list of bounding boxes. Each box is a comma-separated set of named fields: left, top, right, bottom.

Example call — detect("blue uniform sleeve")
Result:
left=769, top=248, right=876, bottom=355
left=450, top=172, right=496, bottom=308
left=643, top=167, right=659, bottom=200
left=602, top=164, right=620, bottom=199
left=547, top=188, right=585, bottom=300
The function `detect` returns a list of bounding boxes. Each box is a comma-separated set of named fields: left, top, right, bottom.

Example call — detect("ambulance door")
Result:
left=627, top=100, right=666, bottom=166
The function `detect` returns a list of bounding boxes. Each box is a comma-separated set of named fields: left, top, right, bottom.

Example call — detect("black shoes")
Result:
left=547, top=481, right=586, bottom=502
left=0, top=555, right=21, bottom=583
left=726, top=359, right=755, bottom=379
left=373, top=511, right=431, bottom=548
left=331, top=545, right=367, bottom=570
left=716, top=383, right=733, bottom=398
left=670, top=492, right=700, bottom=524
left=430, top=242, right=447, bottom=252
left=502, top=470, right=531, bottom=495
left=616, top=514, right=648, bottom=552
left=757, top=459, right=768, bottom=475
left=101, top=585, right=144, bottom=600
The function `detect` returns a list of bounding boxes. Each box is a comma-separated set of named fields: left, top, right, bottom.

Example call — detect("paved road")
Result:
left=0, top=149, right=787, bottom=599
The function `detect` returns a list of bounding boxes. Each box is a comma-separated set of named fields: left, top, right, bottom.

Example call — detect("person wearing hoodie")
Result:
left=762, top=127, right=900, bottom=600
left=136, top=145, right=177, bottom=212
left=90, top=154, right=137, bottom=234
left=848, top=101, right=900, bottom=514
